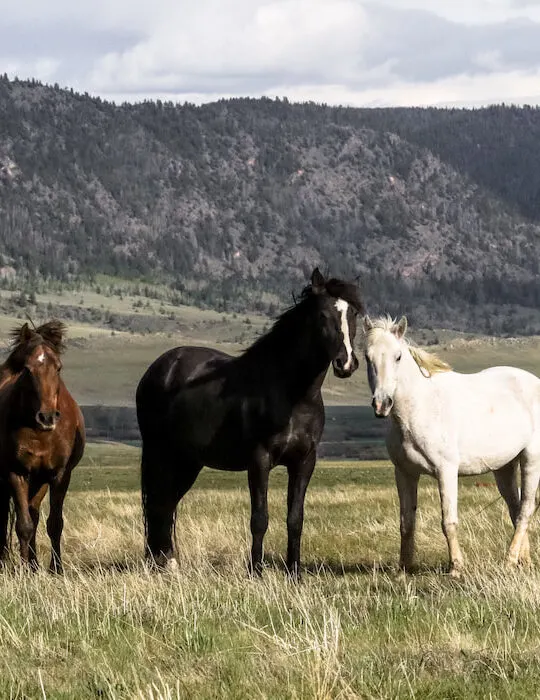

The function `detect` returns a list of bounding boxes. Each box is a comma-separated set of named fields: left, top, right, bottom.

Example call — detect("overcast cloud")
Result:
left=1, top=0, right=539, bottom=107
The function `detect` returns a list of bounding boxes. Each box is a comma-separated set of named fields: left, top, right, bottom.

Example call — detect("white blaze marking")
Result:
left=37, top=352, right=45, bottom=364
left=335, top=299, right=353, bottom=370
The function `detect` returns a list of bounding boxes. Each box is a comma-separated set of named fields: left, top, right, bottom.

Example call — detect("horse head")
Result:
left=306, top=267, right=363, bottom=378
left=9, top=321, right=66, bottom=431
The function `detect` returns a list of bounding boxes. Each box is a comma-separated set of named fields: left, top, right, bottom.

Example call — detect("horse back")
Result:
left=136, top=346, right=232, bottom=435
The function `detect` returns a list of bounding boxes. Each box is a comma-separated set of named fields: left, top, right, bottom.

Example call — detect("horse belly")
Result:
left=457, top=406, right=532, bottom=475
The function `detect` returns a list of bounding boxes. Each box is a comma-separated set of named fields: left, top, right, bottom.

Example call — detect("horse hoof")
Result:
left=449, top=566, right=463, bottom=579
left=164, top=558, right=179, bottom=573
left=248, top=562, right=264, bottom=579
left=286, top=567, right=302, bottom=584
left=398, top=562, right=414, bottom=574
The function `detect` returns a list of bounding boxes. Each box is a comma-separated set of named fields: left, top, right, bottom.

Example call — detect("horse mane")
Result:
left=4, top=320, right=67, bottom=372
left=243, top=275, right=364, bottom=362
left=408, top=346, right=452, bottom=376
left=365, top=315, right=451, bottom=377
left=300, top=277, right=365, bottom=313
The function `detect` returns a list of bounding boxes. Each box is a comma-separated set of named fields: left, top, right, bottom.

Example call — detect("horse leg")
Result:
left=8, top=472, right=33, bottom=566
left=493, top=460, right=530, bottom=565
left=143, top=454, right=201, bottom=569
left=437, top=468, right=464, bottom=577
left=286, top=451, right=316, bottom=580
left=395, top=466, right=419, bottom=572
left=0, top=481, right=11, bottom=563
left=28, top=482, right=49, bottom=571
left=507, top=451, right=540, bottom=567
left=47, top=470, right=72, bottom=574
left=247, top=454, right=270, bottom=577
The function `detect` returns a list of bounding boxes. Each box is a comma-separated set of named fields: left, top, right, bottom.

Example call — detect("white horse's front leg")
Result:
left=507, top=454, right=540, bottom=566
left=394, top=466, right=419, bottom=572
left=437, top=468, right=464, bottom=577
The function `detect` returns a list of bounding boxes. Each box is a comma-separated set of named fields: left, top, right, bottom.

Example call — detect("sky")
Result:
left=1, top=0, right=540, bottom=108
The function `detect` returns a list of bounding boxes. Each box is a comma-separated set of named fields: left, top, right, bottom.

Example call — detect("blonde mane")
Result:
left=408, top=346, right=452, bottom=376
left=365, top=315, right=452, bottom=377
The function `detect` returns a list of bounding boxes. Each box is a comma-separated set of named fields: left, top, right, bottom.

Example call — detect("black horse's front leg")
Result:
left=247, top=453, right=271, bottom=577
left=286, top=451, right=316, bottom=580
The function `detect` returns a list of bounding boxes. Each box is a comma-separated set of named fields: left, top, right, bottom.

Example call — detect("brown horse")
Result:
left=0, top=321, right=85, bottom=572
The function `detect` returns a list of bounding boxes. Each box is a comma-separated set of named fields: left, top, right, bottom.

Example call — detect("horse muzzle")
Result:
left=36, top=410, right=61, bottom=431
left=372, top=397, right=393, bottom=418
left=332, top=354, right=359, bottom=379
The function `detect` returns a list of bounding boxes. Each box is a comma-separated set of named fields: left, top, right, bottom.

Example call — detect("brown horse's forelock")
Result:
left=5, top=320, right=67, bottom=371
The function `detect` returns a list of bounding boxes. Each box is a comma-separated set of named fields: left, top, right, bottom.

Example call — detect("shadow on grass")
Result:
left=263, top=551, right=448, bottom=577
left=51, top=552, right=449, bottom=579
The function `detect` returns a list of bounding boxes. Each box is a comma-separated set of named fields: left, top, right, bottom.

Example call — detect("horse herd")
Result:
left=1, top=267, right=539, bottom=579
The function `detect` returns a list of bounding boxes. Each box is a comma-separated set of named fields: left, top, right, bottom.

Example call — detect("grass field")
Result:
left=2, top=442, right=540, bottom=699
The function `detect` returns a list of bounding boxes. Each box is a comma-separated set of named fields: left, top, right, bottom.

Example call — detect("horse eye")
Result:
left=396, top=352, right=402, bottom=362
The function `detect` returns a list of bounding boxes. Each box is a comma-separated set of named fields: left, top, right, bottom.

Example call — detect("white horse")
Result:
left=363, top=315, right=540, bottom=576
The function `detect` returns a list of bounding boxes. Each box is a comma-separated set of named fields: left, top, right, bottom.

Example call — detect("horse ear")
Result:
left=20, top=323, right=33, bottom=343
left=363, top=315, right=374, bottom=333
left=394, top=316, right=407, bottom=338
left=310, top=267, right=326, bottom=293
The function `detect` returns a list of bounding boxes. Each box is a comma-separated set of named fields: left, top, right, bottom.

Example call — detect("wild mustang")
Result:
left=363, top=314, right=540, bottom=577
left=0, top=321, right=85, bottom=572
left=137, top=268, right=363, bottom=578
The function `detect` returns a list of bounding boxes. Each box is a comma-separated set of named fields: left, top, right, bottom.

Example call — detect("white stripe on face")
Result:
left=37, top=352, right=45, bottom=364
left=335, top=298, right=353, bottom=370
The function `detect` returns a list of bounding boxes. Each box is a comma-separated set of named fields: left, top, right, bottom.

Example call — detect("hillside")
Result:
left=2, top=77, right=540, bottom=332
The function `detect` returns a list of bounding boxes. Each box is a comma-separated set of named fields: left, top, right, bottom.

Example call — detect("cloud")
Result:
left=2, top=57, right=60, bottom=83
left=89, top=0, right=370, bottom=94
left=0, top=0, right=539, bottom=107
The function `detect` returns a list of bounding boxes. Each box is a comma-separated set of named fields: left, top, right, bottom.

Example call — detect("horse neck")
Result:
left=0, top=363, right=16, bottom=391
left=392, top=345, right=433, bottom=424
left=2, top=371, right=33, bottom=427
left=242, top=306, right=331, bottom=400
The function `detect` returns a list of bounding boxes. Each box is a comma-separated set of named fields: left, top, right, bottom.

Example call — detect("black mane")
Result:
left=243, top=274, right=364, bottom=362
left=301, top=277, right=365, bottom=313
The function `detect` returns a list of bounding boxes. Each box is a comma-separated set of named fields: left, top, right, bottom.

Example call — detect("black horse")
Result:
left=136, top=268, right=363, bottom=577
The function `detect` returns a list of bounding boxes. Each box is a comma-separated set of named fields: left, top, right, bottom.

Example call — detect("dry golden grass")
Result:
left=1, top=446, right=540, bottom=698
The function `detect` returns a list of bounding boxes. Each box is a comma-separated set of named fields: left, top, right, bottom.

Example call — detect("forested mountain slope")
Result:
left=1, top=76, right=540, bottom=332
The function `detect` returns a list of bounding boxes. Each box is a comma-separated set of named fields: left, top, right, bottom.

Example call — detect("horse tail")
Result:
left=137, top=364, right=179, bottom=566
left=140, top=444, right=156, bottom=549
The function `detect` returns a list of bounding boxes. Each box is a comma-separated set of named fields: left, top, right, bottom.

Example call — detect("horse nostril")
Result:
left=37, top=412, right=46, bottom=424
left=334, top=358, right=344, bottom=370
left=54, top=411, right=61, bottom=420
